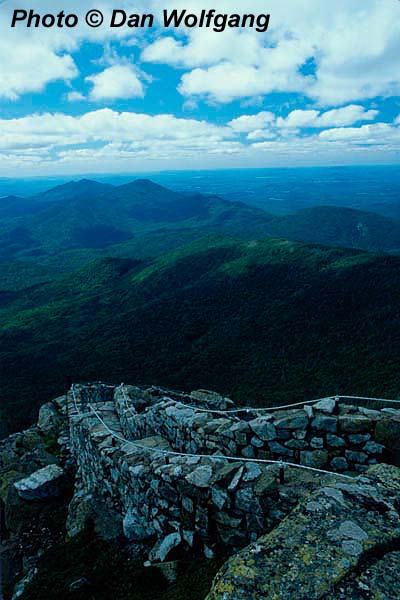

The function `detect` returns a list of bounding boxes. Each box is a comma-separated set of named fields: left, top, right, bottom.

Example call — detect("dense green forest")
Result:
left=1, top=235, right=400, bottom=433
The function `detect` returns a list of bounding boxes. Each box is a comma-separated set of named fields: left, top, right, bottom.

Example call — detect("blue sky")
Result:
left=1, top=0, right=400, bottom=175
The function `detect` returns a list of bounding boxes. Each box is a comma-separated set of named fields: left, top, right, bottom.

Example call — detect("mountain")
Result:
left=1, top=236, right=400, bottom=432
left=0, top=179, right=273, bottom=263
left=1, top=179, right=400, bottom=284
left=269, top=206, right=400, bottom=254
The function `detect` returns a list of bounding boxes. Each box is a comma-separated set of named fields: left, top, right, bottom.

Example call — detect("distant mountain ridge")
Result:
left=0, top=179, right=399, bottom=271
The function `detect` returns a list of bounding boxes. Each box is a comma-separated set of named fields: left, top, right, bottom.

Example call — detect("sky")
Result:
left=1, top=0, right=400, bottom=175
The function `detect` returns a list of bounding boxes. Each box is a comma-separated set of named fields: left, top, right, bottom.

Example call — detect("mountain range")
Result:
left=1, top=178, right=400, bottom=433
left=1, top=179, right=399, bottom=272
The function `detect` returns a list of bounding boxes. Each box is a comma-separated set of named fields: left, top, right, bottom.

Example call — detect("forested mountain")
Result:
left=1, top=236, right=399, bottom=432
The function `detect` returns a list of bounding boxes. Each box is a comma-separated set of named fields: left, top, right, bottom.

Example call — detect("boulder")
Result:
left=185, top=465, right=213, bottom=488
left=37, top=402, right=63, bottom=436
left=248, top=417, right=276, bottom=441
left=150, top=532, right=181, bottom=562
left=123, top=509, right=154, bottom=541
left=300, top=450, right=329, bottom=469
left=14, top=465, right=65, bottom=501
left=339, top=415, right=373, bottom=434
left=312, top=416, right=337, bottom=433
left=375, top=417, right=400, bottom=449
left=274, top=410, right=308, bottom=430
left=313, top=398, right=337, bottom=414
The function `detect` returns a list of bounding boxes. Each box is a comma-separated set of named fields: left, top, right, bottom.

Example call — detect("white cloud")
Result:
left=86, top=65, right=145, bottom=101
left=277, top=105, right=379, bottom=129
left=67, top=91, right=86, bottom=102
left=228, top=111, right=275, bottom=132
left=319, top=123, right=399, bottom=145
left=141, top=0, right=400, bottom=106
left=0, top=40, right=77, bottom=100
left=0, top=107, right=398, bottom=175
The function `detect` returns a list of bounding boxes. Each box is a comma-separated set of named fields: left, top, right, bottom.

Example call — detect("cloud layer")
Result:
left=0, top=0, right=399, bottom=172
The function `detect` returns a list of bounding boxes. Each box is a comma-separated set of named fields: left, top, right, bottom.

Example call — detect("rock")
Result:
left=375, top=417, right=400, bottom=449
left=339, top=415, right=373, bottom=434
left=212, top=488, right=229, bottom=510
left=311, top=416, right=337, bottom=433
left=268, top=441, right=293, bottom=458
left=285, top=439, right=308, bottom=450
left=123, top=510, right=154, bottom=541
left=345, top=450, right=368, bottom=464
left=331, top=457, right=349, bottom=472
left=314, top=398, right=337, bottom=414
left=14, top=465, right=65, bottom=501
left=243, top=463, right=262, bottom=482
left=185, top=465, right=213, bottom=488
left=348, top=434, right=371, bottom=444
left=250, top=436, right=264, bottom=448
left=206, top=464, right=400, bottom=600
left=310, top=437, right=324, bottom=449
left=37, top=402, right=63, bottom=435
left=363, top=441, right=385, bottom=455
left=274, top=410, right=308, bottom=430
left=235, top=487, right=262, bottom=513
left=151, top=532, right=181, bottom=562
left=326, top=434, right=346, bottom=448
left=338, top=520, right=368, bottom=542
left=248, top=418, right=276, bottom=441
left=300, top=450, right=329, bottom=469
left=241, top=445, right=255, bottom=458
left=341, top=540, right=363, bottom=557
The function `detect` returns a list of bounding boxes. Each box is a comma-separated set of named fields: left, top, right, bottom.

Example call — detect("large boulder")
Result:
left=14, top=465, right=65, bottom=501
left=206, top=464, right=400, bottom=600
left=37, top=402, right=63, bottom=436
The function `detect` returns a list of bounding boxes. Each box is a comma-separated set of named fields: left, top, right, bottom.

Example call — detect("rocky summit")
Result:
left=2, top=383, right=400, bottom=598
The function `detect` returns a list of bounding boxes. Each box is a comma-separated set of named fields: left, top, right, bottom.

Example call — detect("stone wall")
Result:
left=114, top=387, right=393, bottom=473
left=68, top=384, right=400, bottom=562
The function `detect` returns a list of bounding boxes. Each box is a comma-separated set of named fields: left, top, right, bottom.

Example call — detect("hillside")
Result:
left=1, top=236, right=400, bottom=432
left=1, top=180, right=400, bottom=279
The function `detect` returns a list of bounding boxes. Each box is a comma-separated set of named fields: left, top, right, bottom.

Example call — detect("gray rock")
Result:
left=339, top=415, right=373, bottom=434
left=185, top=465, right=213, bottom=488
left=348, top=434, right=370, bottom=444
left=268, top=441, right=294, bottom=458
left=314, top=398, right=337, bottom=414
left=37, top=402, right=63, bottom=435
left=250, top=436, right=265, bottom=448
left=331, top=457, right=349, bottom=472
left=243, top=463, right=262, bottom=482
left=154, top=532, right=182, bottom=562
left=326, top=434, right=346, bottom=448
left=338, top=520, right=368, bottom=542
left=285, top=439, right=308, bottom=450
left=310, top=437, right=324, bottom=449
left=123, top=510, right=154, bottom=541
left=300, top=450, right=329, bottom=468
left=242, top=445, right=255, bottom=458
left=364, top=441, right=385, bottom=455
left=312, top=416, right=337, bottom=433
left=274, top=410, right=308, bottom=430
left=248, top=418, right=276, bottom=441
left=345, top=450, right=368, bottom=464
left=342, top=540, right=363, bottom=557
left=235, top=487, right=262, bottom=513
left=212, top=488, right=229, bottom=510
left=14, top=464, right=65, bottom=500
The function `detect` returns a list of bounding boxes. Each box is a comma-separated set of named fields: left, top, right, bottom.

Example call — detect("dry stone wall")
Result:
left=68, top=384, right=400, bottom=562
